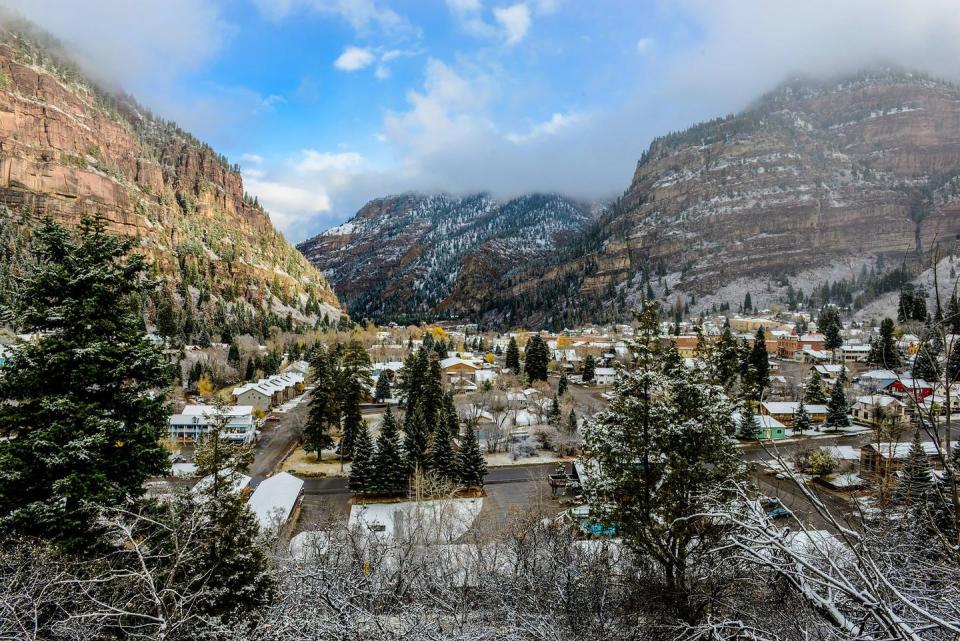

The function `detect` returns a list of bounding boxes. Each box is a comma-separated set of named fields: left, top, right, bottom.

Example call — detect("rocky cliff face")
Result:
left=0, top=22, right=340, bottom=340
left=297, top=193, right=593, bottom=321
left=492, top=71, right=960, bottom=327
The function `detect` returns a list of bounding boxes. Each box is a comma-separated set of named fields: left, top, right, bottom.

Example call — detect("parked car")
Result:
left=768, top=506, right=790, bottom=520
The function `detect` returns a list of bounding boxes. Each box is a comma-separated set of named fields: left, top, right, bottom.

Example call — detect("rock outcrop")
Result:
left=0, top=22, right=340, bottom=338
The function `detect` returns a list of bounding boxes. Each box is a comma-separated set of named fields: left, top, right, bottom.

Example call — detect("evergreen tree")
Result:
left=370, top=407, right=408, bottom=496
left=422, top=357, right=445, bottom=430
left=711, top=320, right=740, bottom=389
left=793, top=397, right=812, bottom=435
left=738, top=406, right=760, bottom=440
left=427, top=422, right=457, bottom=482
left=947, top=341, right=960, bottom=382
left=868, top=318, right=902, bottom=368
left=558, top=373, right=568, bottom=396
left=524, top=335, right=549, bottom=383
left=442, top=391, right=460, bottom=439
left=548, top=395, right=562, bottom=427
left=0, top=217, right=173, bottom=548
left=339, top=381, right=364, bottom=459
left=913, top=328, right=942, bottom=383
left=820, top=306, right=843, bottom=351
left=825, top=377, right=850, bottom=431
left=582, top=354, right=596, bottom=383
left=894, top=429, right=933, bottom=506
left=348, top=423, right=374, bottom=494
left=948, top=293, right=960, bottom=334
left=374, top=370, right=392, bottom=402
left=566, top=408, right=578, bottom=434
left=403, top=405, right=430, bottom=470
left=304, top=347, right=337, bottom=456
left=584, top=303, right=744, bottom=602
left=804, top=368, right=828, bottom=405
left=743, top=292, right=752, bottom=311
left=456, top=418, right=487, bottom=488
left=744, top=326, right=770, bottom=400
left=505, top=337, right=520, bottom=372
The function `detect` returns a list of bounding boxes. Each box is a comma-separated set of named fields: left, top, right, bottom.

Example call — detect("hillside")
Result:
left=484, top=70, right=960, bottom=327
left=297, top=192, right=593, bottom=322
left=0, top=17, right=341, bottom=342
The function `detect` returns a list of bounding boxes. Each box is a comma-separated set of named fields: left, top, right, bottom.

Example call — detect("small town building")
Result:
left=760, top=401, right=828, bottom=426
left=169, top=404, right=256, bottom=443
left=593, top=367, right=616, bottom=386
left=851, top=395, right=905, bottom=425
left=248, top=472, right=304, bottom=532
left=859, top=441, right=941, bottom=476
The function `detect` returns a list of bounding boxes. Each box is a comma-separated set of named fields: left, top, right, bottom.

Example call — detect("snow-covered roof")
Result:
left=854, top=395, right=903, bottom=408
left=439, top=357, right=479, bottom=370
left=192, top=470, right=251, bottom=496
left=822, top=445, right=860, bottom=461
left=864, top=441, right=940, bottom=459
left=594, top=367, right=616, bottom=375
left=762, top=401, right=828, bottom=415
left=181, top=404, right=254, bottom=418
left=248, top=472, right=304, bottom=529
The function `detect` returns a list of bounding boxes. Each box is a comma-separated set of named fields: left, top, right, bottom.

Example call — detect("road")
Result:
left=248, top=394, right=312, bottom=486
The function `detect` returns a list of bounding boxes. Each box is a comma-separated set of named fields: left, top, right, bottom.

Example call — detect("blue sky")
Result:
left=9, top=0, right=960, bottom=241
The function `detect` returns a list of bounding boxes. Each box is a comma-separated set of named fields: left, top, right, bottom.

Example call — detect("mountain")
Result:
left=0, top=17, right=341, bottom=341
left=297, top=193, right=594, bottom=322
left=479, top=70, right=960, bottom=327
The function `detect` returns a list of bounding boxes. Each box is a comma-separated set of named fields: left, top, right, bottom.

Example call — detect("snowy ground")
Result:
left=275, top=393, right=308, bottom=414
left=348, top=497, right=483, bottom=543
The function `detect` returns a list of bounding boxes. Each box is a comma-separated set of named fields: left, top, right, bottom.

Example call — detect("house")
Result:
left=169, top=404, right=256, bottom=443
left=851, top=395, right=905, bottom=425
left=283, top=360, right=311, bottom=376
left=859, top=441, right=942, bottom=476
left=839, top=344, right=871, bottom=363
left=248, top=472, right=304, bottom=532
left=885, top=378, right=933, bottom=401
left=813, top=364, right=846, bottom=383
left=439, top=357, right=481, bottom=385
left=232, top=372, right=305, bottom=411
left=760, top=401, right=828, bottom=426
left=794, top=347, right=831, bottom=363
left=778, top=333, right=826, bottom=360
left=854, top=370, right=898, bottom=395
left=735, top=412, right=788, bottom=440
left=593, top=367, right=616, bottom=386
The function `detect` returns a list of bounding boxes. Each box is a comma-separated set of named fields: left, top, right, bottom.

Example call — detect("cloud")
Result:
left=251, top=0, right=413, bottom=36
left=334, top=46, right=376, bottom=71
left=493, top=4, right=531, bottom=45
left=505, top=112, right=583, bottom=143
left=241, top=153, right=264, bottom=165
left=0, top=0, right=230, bottom=92
left=635, top=37, right=654, bottom=53
left=296, top=150, right=364, bottom=173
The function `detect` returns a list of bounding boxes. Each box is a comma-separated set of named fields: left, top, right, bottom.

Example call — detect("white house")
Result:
left=169, top=404, right=256, bottom=443
left=248, top=472, right=304, bottom=532
left=851, top=395, right=905, bottom=425
left=593, top=367, right=616, bottom=386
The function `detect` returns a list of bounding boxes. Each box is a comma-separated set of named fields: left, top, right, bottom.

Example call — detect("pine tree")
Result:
left=804, top=368, right=828, bottom=404
left=442, top=391, right=460, bottom=439
left=582, top=354, right=596, bottom=383
left=738, top=406, right=760, bottom=440
left=912, top=330, right=942, bottom=383
left=374, top=370, right=392, bottom=402
left=304, top=347, right=337, bottom=456
left=422, top=357, right=444, bottom=430
left=558, top=373, right=568, bottom=396
left=339, top=381, right=364, bottom=459
left=948, top=293, right=960, bottom=334
left=524, top=335, right=549, bottom=383
left=584, top=311, right=744, bottom=599
left=744, top=326, right=770, bottom=400
left=743, top=292, right=752, bottom=311
left=403, top=405, right=430, bottom=470
left=456, top=418, right=487, bottom=488
left=547, top=395, right=562, bottom=427
left=894, top=430, right=933, bottom=506
left=428, top=423, right=457, bottom=482
left=566, top=408, right=578, bottom=433
left=370, top=407, right=408, bottom=496
left=711, top=320, right=740, bottom=389
left=793, top=398, right=812, bottom=435
left=348, top=423, right=374, bottom=494
left=820, top=306, right=843, bottom=351
left=868, top=318, right=902, bottom=368
left=947, top=342, right=960, bottom=382
left=0, top=217, right=174, bottom=548
left=825, top=376, right=850, bottom=431
left=505, top=337, right=520, bottom=372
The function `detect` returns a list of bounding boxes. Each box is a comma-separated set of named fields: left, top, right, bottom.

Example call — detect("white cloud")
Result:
left=251, top=0, right=413, bottom=35
left=505, top=112, right=583, bottom=144
left=635, top=37, right=654, bottom=53
left=296, top=150, right=364, bottom=173
left=445, top=0, right=483, bottom=13
left=0, top=0, right=230, bottom=92
left=334, top=46, right=376, bottom=71
left=493, top=4, right=531, bottom=45
left=241, top=153, right=264, bottom=165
